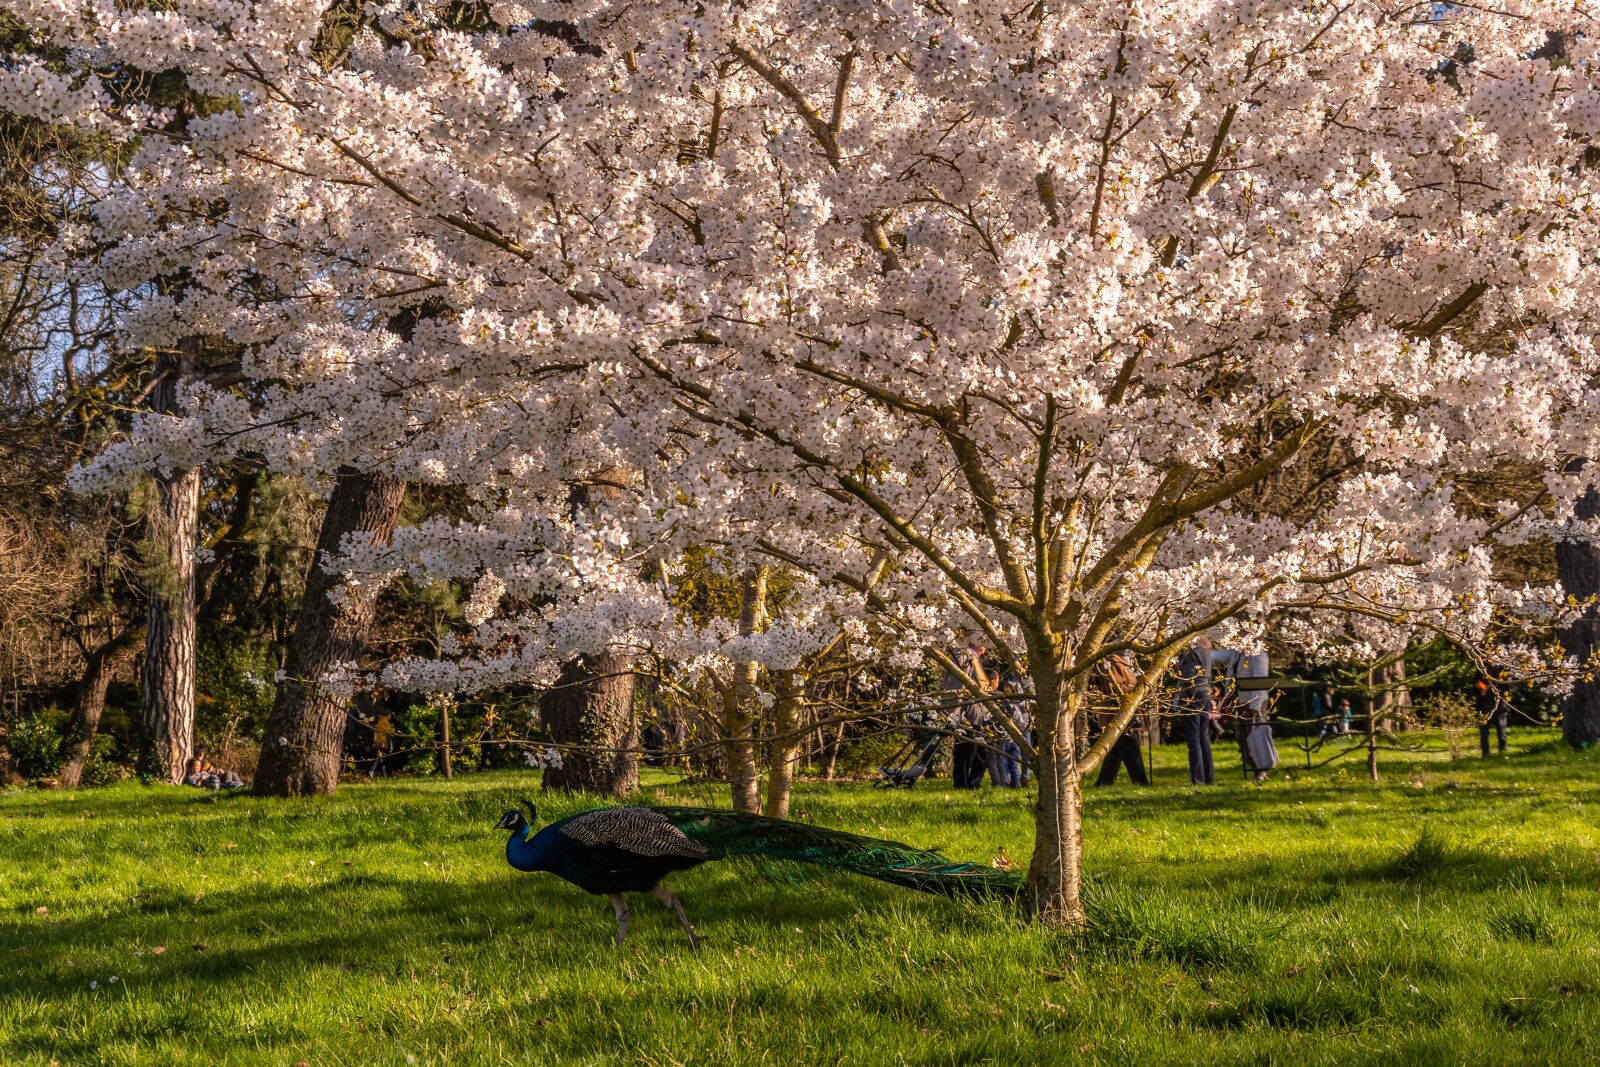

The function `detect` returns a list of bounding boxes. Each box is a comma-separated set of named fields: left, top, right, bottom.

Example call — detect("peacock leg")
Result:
left=609, top=892, right=630, bottom=947
left=651, top=885, right=701, bottom=949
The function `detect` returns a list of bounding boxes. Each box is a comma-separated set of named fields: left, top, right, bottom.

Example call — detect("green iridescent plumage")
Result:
left=650, top=806, right=1021, bottom=899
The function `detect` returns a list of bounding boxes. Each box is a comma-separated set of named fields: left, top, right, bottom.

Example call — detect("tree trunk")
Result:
left=538, top=464, right=640, bottom=797
left=140, top=349, right=200, bottom=784
left=540, top=649, right=638, bottom=796
left=763, top=670, right=802, bottom=819
left=61, top=629, right=140, bottom=789
left=1364, top=669, right=1379, bottom=782
left=438, top=700, right=453, bottom=778
left=722, top=566, right=767, bottom=813
left=1022, top=654, right=1084, bottom=927
left=253, top=468, right=406, bottom=797
left=821, top=719, right=844, bottom=781
left=1557, top=485, right=1600, bottom=749
left=1381, top=655, right=1412, bottom=728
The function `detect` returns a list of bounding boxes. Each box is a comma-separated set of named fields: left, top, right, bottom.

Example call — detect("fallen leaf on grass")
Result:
left=1285, top=965, right=1306, bottom=978
left=150, top=946, right=166, bottom=955
left=34, top=906, right=47, bottom=916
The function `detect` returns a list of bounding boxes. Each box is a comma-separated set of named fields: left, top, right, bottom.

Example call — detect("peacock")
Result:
left=495, top=800, right=1019, bottom=947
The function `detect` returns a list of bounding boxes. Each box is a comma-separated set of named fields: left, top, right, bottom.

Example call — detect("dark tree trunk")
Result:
left=540, top=649, right=638, bottom=797
left=539, top=465, right=639, bottom=797
left=253, top=469, right=406, bottom=797
left=198, top=468, right=259, bottom=614
left=61, top=628, right=141, bottom=789
left=821, top=719, right=845, bottom=781
left=140, top=348, right=200, bottom=784
left=438, top=701, right=453, bottom=778
left=1557, top=485, right=1600, bottom=749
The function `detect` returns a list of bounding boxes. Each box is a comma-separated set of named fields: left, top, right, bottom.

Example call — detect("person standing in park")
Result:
left=991, top=673, right=1028, bottom=788
left=1336, top=697, right=1354, bottom=735
left=1476, top=677, right=1510, bottom=757
left=945, top=642, right=995, bottom=788
left=370, top=712, right=395, bottom=778
left=1177, top=636, right=1216, bottom=786
left=1094, top=652, right=1148, bottom=787
left=1312, top=687, right=1333, bottom=739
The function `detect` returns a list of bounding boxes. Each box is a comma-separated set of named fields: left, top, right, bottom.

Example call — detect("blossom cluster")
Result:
left=9, top=0, right=1600, bottom=696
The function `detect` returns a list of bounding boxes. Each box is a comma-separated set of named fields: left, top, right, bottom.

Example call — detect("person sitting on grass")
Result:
left=184, top=747, right=245, bottom=790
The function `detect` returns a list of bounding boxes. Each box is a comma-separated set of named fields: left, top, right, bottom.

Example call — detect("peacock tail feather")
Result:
left=650, top=807, right=1021, bottom=900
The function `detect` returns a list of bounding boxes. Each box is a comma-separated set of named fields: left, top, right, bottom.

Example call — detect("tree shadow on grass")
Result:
left=2, top=849, right=1001, bottom=1065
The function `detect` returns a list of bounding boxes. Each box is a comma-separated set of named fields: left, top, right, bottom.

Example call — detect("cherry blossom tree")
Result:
left=8, top=0, right=1600, bottom=923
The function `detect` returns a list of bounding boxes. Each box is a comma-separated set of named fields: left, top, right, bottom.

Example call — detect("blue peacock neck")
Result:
left=505, top=825, right=547, bottom=873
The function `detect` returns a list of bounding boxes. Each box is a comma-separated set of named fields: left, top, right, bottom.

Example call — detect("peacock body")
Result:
left=496, top=802, right=1018, bottom=947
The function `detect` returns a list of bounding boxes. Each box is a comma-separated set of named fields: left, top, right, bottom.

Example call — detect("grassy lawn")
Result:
left=3, top=731, right=1598, bottom=1065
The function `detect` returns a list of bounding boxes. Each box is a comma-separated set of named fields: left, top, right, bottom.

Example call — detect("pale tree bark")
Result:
left=763, top=669, right=802, bottom=819
left=1557, top=484, right=1600, bottom=749
left=140, top=345, right=200, bottom=784
left=253, top=469, right=406, bottom=796
left=1021, top=653, right=1084, bottom=926
left=540, top=649, right=639, bottom=796
left=722, top=565, right=768, bottom=813
left=1386, top=656, right=1413, bottom=721
left=61, top=628, right=141, bottom=789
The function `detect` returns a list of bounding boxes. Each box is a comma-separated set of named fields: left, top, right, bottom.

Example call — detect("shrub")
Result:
left=7, top=706, right=69, bottom=781
left=78, top=732, right=128, bottom=788
left=1418, top=692, right=1478, bottom=761
left=831, top=733, right=907, bottom=778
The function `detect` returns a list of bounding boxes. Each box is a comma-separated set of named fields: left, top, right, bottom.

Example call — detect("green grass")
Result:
left=3, top=731, right=1598, bottom=1065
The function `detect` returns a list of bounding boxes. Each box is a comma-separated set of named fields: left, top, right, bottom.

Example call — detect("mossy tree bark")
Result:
left=540, top=649, right=639, bottom=797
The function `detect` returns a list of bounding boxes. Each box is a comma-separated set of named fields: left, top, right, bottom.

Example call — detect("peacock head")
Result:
left=494, top=798, right=539, bottom=835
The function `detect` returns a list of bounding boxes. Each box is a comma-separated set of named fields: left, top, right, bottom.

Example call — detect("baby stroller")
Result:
left=876, top=728, right=943, bottom=788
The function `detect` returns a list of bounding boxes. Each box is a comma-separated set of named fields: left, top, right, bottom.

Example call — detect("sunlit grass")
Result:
left=2, top=730, right=1597, bottom=1064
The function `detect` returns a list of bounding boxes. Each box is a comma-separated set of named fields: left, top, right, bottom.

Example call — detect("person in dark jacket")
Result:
left=1094, top=652, right=1149, bottom=786
left=1476, top=676, right=1510, bottom=756
left=944, top=643, right=995, bottom=788
left=1176, top=636, right=1215, bottom=785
